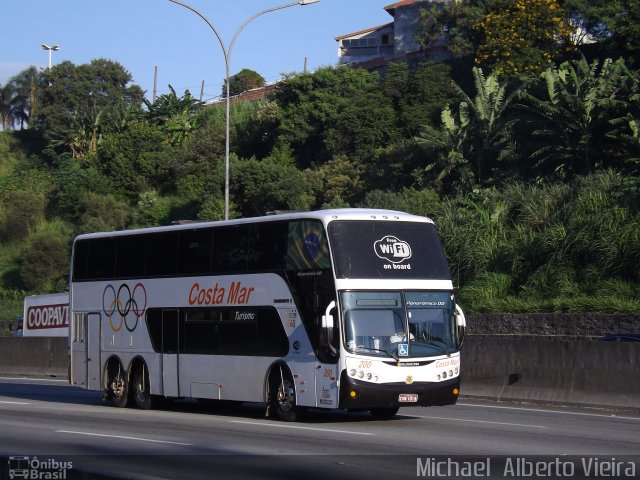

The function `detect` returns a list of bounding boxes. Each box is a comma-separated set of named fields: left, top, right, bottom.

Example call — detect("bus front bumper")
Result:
left=339, top=375, right=460, bottom=409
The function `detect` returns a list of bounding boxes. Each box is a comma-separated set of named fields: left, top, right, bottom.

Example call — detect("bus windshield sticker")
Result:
left=398, top=343, right=409, bottom=357
left=374, top=235, right=412, bottom=264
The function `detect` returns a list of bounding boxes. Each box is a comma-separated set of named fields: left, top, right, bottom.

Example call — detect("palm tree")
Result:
left=521, top=56, right=637, bottom=177
left=10, top=67, right=39, bottom=128
left=416, top=67, right=527, bottom=190
left=0, top=84, right=13, bottom=130
left=416, top=104, right=475, bottom=194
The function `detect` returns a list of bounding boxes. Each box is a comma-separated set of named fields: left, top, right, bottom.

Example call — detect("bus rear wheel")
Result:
left=369, top=407, right=399, bottom=419
left=133, top=364, right=154, bottom=410
left=108, top=361, right=129, bottom=408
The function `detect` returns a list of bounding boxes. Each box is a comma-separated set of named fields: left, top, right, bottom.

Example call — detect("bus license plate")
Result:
left=399, top=394, right=418, bottom=403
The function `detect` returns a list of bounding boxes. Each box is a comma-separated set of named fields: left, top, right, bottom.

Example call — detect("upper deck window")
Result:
left=328, top=220, right=450, bottom=280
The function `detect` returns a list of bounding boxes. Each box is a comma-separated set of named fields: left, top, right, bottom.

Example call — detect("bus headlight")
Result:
left=349, top=368, right=378, bottom=382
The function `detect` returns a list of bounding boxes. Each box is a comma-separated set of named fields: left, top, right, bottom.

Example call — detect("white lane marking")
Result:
left=0, top=400, right=30, bottom=405
left=0, top=377, right=68, bottom=383
left=56, top=430, right=194, bottom=446
left=400, top=414, right=546, bottom=429
left=460, top=402, right=640, bottom=421
left=230, top=420, right=376, bottom=436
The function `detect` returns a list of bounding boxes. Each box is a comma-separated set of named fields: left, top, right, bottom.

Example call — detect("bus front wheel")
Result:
left=271, top=369, right=302, bottom=422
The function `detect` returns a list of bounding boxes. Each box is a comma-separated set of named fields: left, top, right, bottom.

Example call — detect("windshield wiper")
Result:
left=411, top=338, right=451, bottom=355
left=354, top=346, right=399, bottom=361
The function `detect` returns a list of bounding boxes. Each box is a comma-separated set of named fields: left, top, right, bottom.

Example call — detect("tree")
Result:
left=360, top=188, right=442, bottom=217
left=562, top=0, right=618, bottom=45
left=77, top=192, right=131, bottom=233
left=19, top=219, right=73, bottom=292
left=50, top=158, right=115, bottom=222
left=415, top=0, right=490, bottom=59
left=0, top=162, right=52, bottom=241
left=167, top=114, right=227, bottom=211
left=223, top=69, right=265, bottom=97
left=232, top=155, right=314, bottom=215
left=35, top=59, right=144, bottom=156
left=274, top=66, right=398, bottom=167
left=97, top=122, right=170, bottom=198
left=311, top=154, right=364, bottom=208
left=611, top=0, right=640, bottom=58
left=397, top=62, right=458, bottom=137
left=564, top=0, right=640, bottom=57
left=0, top=190, right=47, bottom=241
left=476, top=0, right=574, bottom=76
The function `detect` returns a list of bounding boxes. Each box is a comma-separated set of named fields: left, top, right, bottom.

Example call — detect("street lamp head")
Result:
left=42, top=44, right=60, bottom=51
left=299, top=0, right=320, bottom=4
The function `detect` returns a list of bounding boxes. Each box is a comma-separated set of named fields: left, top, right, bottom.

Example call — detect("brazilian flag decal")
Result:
left=287, top=220, right=330, bottom=270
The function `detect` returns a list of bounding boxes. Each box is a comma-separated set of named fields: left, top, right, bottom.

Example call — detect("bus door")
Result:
left=71, top=312, right=87, bottom=386
left=161, top=310, right=180, bottom=397
left=314, top=296, right=339, bottom=408
left=86, top=312, right=102, bottom=390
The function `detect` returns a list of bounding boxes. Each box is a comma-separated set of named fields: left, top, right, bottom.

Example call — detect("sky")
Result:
left=1, top=0, right=399, bottom=103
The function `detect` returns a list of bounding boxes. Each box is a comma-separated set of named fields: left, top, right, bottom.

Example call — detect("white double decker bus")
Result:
left=69, top=209, right=465, bottom=420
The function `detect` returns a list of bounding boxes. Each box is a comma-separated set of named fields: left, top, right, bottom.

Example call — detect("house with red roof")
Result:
left=335, top=0, right=450, bottom=69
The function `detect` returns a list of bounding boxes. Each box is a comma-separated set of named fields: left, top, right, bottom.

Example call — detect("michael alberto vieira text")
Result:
left=416, top=457, right=638, bottom=477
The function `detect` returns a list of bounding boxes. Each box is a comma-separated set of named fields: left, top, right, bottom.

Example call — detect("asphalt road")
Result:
left=0, top=376, right=639, bottom=479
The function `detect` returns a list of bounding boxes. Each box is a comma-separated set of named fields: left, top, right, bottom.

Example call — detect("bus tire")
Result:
left=133, top=364, right=154, bottom=410
left=271, top=369, right=301, bottom=422
left=108, top=361, right=129, bottom=408
left=369, top=407, right=399, bottom=419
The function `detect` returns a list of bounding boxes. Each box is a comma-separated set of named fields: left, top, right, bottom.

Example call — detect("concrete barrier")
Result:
left=460, top=337, right=640, bottom=410
left=0, top=337, right=68, bottom=377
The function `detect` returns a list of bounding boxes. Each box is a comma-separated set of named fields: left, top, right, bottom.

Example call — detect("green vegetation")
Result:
left=1, top=3, right=639, bottom=319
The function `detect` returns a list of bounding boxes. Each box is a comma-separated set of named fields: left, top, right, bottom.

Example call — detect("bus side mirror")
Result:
left=455, top=304, right=466, bottom=328
left=320, top=300, right=338, bottom=361
left=455, top=304, right=466, bottom=347
left=322, top=301, right=336, bottom=329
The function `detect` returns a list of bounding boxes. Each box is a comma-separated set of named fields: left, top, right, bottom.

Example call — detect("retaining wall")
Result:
left=0, top=337, right=68, bottom=377
left=461, top=336, right=640, bottom=410
left=466, top=313, right=640, bottom=337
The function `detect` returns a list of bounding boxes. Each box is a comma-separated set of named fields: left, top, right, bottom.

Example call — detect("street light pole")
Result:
left=168, top=0, right=320, bottom=221
left=41, top=44, right=60, bottom=69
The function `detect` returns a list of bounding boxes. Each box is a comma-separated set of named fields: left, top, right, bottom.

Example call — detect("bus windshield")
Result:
left=341, top=291, right=456, bottom=358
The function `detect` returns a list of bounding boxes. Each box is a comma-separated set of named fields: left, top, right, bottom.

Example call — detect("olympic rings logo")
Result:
left=102, top=283, right=147, bottom=333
